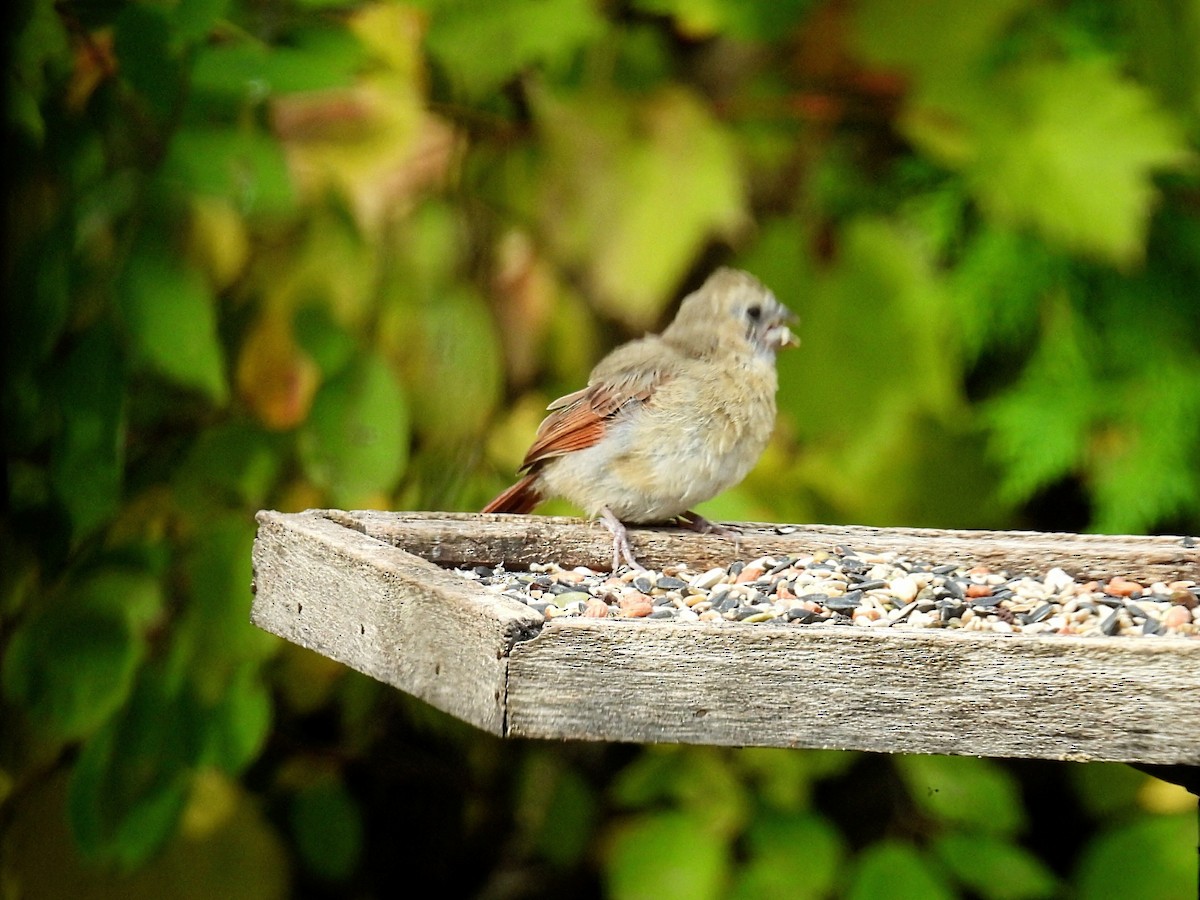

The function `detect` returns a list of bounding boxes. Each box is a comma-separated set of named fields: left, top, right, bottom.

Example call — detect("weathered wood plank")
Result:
left=250, top=510, right=543, bottom=735
left=323, top=509, right=1199, bottom=584
left=506, top=619, right=1200, bottom=764
left=250, top=510, right=1200, bottom=765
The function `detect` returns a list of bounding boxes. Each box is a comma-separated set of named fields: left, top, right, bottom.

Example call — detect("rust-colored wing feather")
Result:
left=519, top=366, right=669, bottom=471
left=480, top=472, right=541, bottom=514
left=484, top=339, right=674, bottom=514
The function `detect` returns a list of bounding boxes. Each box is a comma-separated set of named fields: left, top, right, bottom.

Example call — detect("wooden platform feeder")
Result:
left=251, top=509, right=1200, bottom=779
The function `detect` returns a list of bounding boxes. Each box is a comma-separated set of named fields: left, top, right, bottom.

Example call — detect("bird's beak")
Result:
left=770, top=321, right=799, bottom=349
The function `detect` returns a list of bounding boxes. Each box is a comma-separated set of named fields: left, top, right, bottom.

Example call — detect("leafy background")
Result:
left=3, top=0, right=1199, bottom=897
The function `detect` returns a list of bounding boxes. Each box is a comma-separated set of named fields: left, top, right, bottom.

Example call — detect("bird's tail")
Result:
left=482, top=473, right=542, bottom=514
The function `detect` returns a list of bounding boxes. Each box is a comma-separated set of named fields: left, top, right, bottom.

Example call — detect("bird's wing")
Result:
left=520, top=342, right=672, bottom=470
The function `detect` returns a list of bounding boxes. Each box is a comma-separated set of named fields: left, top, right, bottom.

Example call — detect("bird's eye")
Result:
left=746, top=304, right=762, bottom=321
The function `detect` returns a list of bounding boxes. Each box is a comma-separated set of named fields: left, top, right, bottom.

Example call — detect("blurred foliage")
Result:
left=3, top=0, right=1199, bottom=897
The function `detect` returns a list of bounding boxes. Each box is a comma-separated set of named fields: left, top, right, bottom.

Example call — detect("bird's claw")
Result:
left=600, top=508, right=646, bottom=572
left=678, top=511, right=742, bottom=543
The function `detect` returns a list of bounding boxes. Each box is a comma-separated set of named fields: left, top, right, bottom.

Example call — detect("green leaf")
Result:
left=731, top=747, right=856, bottom=812
left=1070, top=762, right=1149, bottom=818
left=114, top=3, right=182, bottom=119
left=174, top=516, right=276, bottom=704
left=732, top=217, right=815, bottom=316
left=200, top=665, right=272, bottom=774
left=895, top=755, right=1026, bottom=836
left=48, top=324, right=126, bottom=539
left=611, top=24, right=673, bottom=89
left=984, top=268, right=1200, bottom=532
left=950, top=226, right=1058, bottom=362
left=612, top=747, right=748, bottom=834
left=299, top=353, right=410, bottom=506
left=425, top=0, right=605, bottom=98
left=290, top=776, right=364, bottom=881
left=8, top=0, right=71, bottom=141
left=159, top=125, right=296, bottom=215
left=846, top=841, right=955, bottom=900
left=535, top=87, right=745, bottom=328
left=856, top=1, right=1193, bottom=263
left=606, top=810, right=730, bottom=900
left=631, top=0, right=815, bottom=39
left=68, top=671, right=203, bottom=868
left=5, top=233, right=71, bottom=385
left=2, top=575, right=149, bottom=741
left=178, top=422, right=283, bottom=512
left=611, top=745, right=689, bottom=808
left=391, top=286, right=503, bottom=445
left=396, top=200, right=466, bottom=291
left=777, top=216, right=958, bottom=445
left=173, top=0, right=232, bottom=43
left=8, top=769, right=290, bottom=897
left=190, top=27, right=364, bottom=97
left=1089, top=357, right=1200, bottom=533
left=295, top=304, right=358, bottom=378
left=1074, top=813, right=1198, bottom=900
left=75, top=566, right=165, bottom=627
left=1120, top=0, right=1200, bottom=118
left=965, top=59, right=1192, bottom=263
left=933, top=832, right=1059, bottom=900
left=516, top=750, right=597, bottom=867
left=629, top=0, right=726, bottom=37
left=854, top=0, right=1032, bottom=108
left=119, top=234, right=228, bottom=402
left=983, top=300, right=1097, bottom=504
left=729, top=811, right=844, bottom=900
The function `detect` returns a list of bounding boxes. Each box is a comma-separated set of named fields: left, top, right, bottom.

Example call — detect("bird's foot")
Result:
left=677, top=511, right=743, bottom=550
left=600, top=508, right=646, bottom=572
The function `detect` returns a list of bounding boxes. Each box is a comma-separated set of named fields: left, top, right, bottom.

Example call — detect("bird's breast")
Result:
left=537, top=354, right=779, bottom=522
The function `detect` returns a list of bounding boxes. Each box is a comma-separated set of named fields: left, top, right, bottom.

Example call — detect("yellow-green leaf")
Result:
left=1074, top=813, right=1198, bottom=900
left=730, top=811, right=844, bottom=900
left=535, top=87, right=746, bottom=328
left=388, top=285, right=503, bottom=445
left=425, top=0, right=604, bottom=98
left=967, top=59, right=1191, bottom=263
left=606, top=810, right=729, bottom=900
left=298, top=353, right=410, bottom=506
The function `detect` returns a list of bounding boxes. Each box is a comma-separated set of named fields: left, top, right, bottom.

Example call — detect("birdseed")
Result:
left=455, top=551, right=1200, bottom=638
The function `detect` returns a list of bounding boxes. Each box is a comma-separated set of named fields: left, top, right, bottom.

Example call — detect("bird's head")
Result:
left=663, top=268, right=798, bottom=360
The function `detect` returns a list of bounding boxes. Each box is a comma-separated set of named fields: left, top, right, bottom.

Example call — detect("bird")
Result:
left=482, top=267, right=797, bottom=570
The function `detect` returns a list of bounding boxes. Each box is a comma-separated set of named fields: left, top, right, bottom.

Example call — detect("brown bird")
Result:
left=483, top=267, right=797, bottom=570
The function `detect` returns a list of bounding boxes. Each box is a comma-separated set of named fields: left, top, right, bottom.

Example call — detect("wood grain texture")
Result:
left=323, top=509, right=1200, bottom=584
left=506, top=619, right=1200, bottom=764
left=251, top=510, right=542, bottom=735
left=251, top=510, right=1200, bottom=764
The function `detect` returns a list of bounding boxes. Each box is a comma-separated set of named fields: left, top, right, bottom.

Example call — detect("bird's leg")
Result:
left=600, top=507, right=645, bottom=572
left=677, top=511, right=743, bottom=549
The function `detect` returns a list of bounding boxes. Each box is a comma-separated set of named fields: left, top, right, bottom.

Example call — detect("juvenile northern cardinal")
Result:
left=483, top=267, right=797, bottom=569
